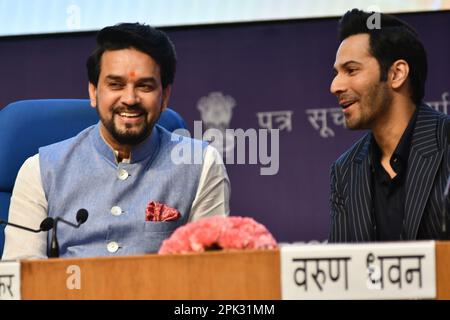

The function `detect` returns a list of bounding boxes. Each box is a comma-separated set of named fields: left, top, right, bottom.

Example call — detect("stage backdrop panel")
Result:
left=0, top=11, right=449, bottom=243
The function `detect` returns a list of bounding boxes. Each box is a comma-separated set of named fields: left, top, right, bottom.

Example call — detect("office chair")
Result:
left=0, top=99, right=187, bottom=258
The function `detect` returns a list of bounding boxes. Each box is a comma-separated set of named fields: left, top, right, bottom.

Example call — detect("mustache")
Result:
left=338, top=94, right=358, bottom=101
left=113, top=103, right=146, bottom=114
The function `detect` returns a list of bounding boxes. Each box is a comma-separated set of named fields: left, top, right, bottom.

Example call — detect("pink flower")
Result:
left=158, top=216, right=277, bottom=254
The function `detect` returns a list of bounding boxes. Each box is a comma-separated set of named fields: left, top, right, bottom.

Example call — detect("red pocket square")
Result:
left=145, top=201, right=181, bottom=222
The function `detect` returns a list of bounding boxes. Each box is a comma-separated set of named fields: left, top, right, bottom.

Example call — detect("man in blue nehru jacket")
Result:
left=2, top=23, right=230, bottom=259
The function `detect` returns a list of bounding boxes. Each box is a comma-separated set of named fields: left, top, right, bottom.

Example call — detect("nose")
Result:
left=330, top=73, right=346, bottom=97
left=121, top=85, right=139, bottom=106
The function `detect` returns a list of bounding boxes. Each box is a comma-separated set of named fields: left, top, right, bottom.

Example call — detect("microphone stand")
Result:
left=49, top=218, right=60, bottom=258
left=0, top=217, right=54, bottom=233
left=48, top=209, right=88, bottom=258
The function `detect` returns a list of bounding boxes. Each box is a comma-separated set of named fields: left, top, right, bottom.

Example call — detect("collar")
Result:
left=370, top=108, right=418, bottom=174
left=113, top=150, right=131, bottom=163
left=355, top=104, right=443, bottom=165
left=394, top=108, right=418, bottom=165
left=91, top=122, right=161, bottom=165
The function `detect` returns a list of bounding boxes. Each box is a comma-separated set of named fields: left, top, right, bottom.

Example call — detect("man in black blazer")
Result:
left=329, top=9, right=450, bottom=242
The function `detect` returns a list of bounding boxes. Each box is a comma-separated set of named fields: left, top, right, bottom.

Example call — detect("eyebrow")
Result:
left=105, top=75, right=158, bottom=84
left=135, top=77, right=158, bottom=85
left=105, top=75, right=124, bottom=82
left=333, top=60, right=363, bottom=73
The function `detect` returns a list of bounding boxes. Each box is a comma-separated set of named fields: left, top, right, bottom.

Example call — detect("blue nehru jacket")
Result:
left=39, top=123, right=206, bottom=257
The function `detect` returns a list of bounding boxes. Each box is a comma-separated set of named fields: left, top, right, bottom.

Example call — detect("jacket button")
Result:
left=111, top=206, right=123, bottom=216
left=107, top=241, right=119, bottom=253
left=117, top=169, right=129, bottom=180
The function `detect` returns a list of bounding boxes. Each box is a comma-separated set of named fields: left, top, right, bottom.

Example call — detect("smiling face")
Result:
left=330, top=33, right=392, bottom=130
left=89, top=48, right=171, bottom=148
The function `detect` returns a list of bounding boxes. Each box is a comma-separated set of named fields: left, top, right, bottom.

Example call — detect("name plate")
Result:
left=281, top=241, right=436, bottom=300
left=0, top=261, right=21, bottom=300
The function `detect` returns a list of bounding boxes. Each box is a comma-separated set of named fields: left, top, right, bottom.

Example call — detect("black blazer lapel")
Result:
left=402, top=105, right=445, bottom=239
left=349, top=135, right=375, bottom=241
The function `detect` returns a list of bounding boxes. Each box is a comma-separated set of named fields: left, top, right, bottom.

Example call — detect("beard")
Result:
left=96, top=102, right=156, bottom=146
left=345, top=82, right=392, bottom=130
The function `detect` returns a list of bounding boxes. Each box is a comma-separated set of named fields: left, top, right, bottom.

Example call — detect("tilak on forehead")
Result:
left=129, top=70, right=136, bottom=78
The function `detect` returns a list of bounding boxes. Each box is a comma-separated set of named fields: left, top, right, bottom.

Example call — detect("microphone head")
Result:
left=76, top=209, right=89, bottom=224
left=39, top=217, right=55, bottom=231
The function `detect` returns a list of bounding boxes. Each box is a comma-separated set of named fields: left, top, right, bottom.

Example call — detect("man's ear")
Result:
left=389, top=59, right=410, bottom=90
left=161, top=85, right=172, bottom=112
left=88, top=82, right=97, bottom=108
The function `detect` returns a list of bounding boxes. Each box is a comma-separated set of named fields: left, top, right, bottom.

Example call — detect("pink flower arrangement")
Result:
left=158, top=215, right=278, bottom=254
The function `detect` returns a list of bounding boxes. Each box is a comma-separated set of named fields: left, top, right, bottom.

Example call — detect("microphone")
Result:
left=0, top=217, right=54, bottom=233
left=48, top=209, right=89, bottom=258
left=56, top=209, right=88, bottom=228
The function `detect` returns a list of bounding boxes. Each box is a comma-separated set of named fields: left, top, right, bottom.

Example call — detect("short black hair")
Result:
left=338, top=9, right=427, bottom=105
left=87, top=22, right=177, bottom=89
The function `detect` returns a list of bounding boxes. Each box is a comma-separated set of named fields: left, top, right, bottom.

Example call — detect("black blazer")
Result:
left=329, top=104, right=450, bottom=242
